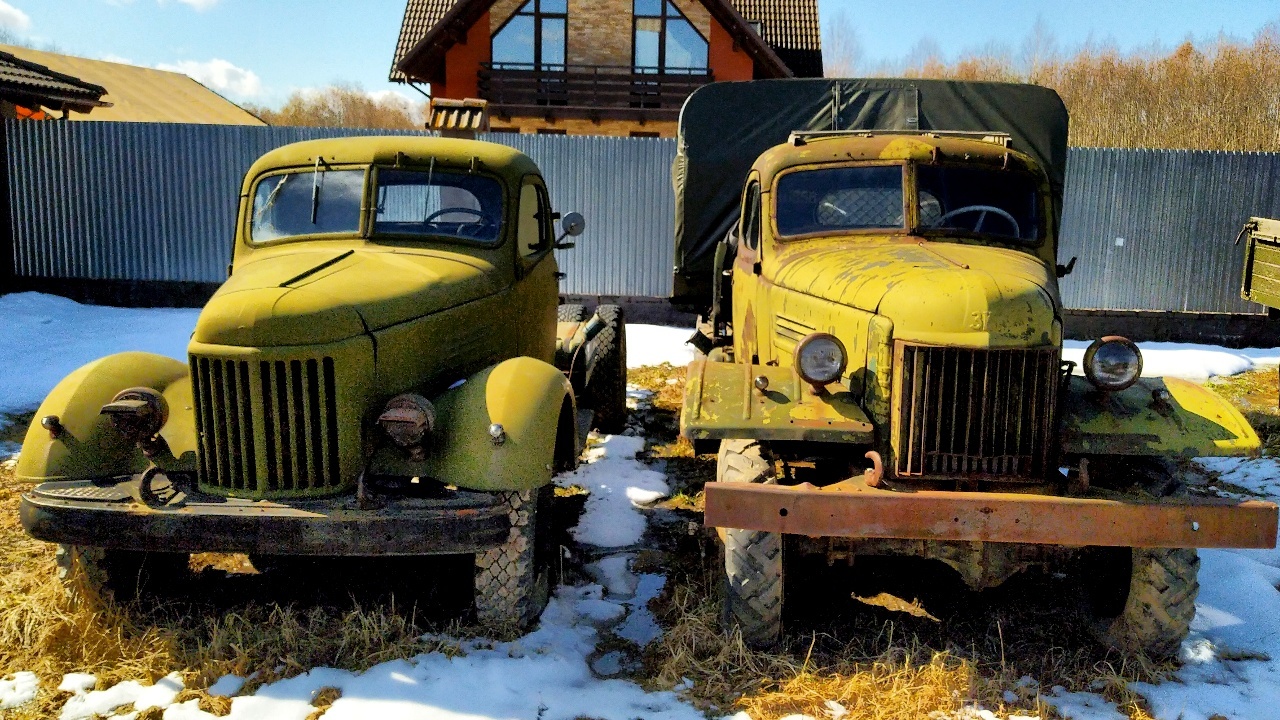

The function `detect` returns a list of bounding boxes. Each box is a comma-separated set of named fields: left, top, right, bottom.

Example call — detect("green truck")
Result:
left=16, top=135, right=625, bottom=629
left=674, top=79, right=1278, bottom=656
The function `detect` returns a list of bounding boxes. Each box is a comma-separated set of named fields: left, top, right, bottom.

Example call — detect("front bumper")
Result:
left=705, top=480, right=1279, bottom=549
left=20, top=475, right=510, bottom=556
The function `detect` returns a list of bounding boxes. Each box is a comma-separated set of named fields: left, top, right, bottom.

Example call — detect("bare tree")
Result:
left=247, top=84, right=426, bottom=129
left=823, top=10, right=863, bottom=77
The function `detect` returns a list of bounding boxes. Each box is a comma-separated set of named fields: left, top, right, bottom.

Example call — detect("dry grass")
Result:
left=644, top=542, right=1168, bottom=720
left=1208, top=367, right=1280, bottom=451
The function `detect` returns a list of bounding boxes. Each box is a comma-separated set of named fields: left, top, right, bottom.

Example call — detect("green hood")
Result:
left=195, top=248, right=501, bottom=347
left=771, top=240, right=1059, bottom=346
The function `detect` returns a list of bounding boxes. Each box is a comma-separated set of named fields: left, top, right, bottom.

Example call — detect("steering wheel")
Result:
left=932, top=205, right=1020, bottom=237
left=425, top=207, right=488, bottom=224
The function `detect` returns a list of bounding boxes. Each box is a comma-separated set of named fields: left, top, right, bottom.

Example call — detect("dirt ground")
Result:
left=3, top=366, right=1278, bottom=719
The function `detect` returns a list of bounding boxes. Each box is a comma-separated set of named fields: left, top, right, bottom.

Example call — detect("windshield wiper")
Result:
left=310, top=156, right=323, bottom=224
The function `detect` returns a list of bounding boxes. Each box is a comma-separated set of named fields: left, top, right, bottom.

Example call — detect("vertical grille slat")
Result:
left=190, top=353, right=341, bottom=496
left=893, top=344, right=1059, bottom=480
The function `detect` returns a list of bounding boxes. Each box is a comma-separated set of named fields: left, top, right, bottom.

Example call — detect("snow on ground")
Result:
left=556, top=434, right=670, bottom=548
left=0, top=293, right=199, bottom=417
left=626, top=324, right=696, bottom=368
left=0, top=671, right=39, bottom=710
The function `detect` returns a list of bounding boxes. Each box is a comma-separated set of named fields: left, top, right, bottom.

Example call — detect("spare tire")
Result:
left=585, top=304, right=627, bottom=434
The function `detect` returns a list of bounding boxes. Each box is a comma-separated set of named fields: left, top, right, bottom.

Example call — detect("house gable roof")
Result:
left=0, top=45, right=265, bottom=125
left=390, top=0, right=811, bottom=83
left=0, top=49, right=109, bottom=114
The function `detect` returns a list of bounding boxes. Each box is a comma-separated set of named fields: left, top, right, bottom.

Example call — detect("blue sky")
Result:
left=2, top=0, right=1278, bottom=108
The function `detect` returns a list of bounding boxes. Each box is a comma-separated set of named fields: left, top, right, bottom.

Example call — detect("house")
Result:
left=0, top=45, right=265, bottom=126
left=0, top=49, right=109, bottom=120
left=390, top=0, right=823, bottom=137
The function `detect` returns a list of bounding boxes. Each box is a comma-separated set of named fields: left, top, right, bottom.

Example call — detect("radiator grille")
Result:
left=191, top=355, right=341, bottom=495
left=892, top=344, right=1060, bottom=479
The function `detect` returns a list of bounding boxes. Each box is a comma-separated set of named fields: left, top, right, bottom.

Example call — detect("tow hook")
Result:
left=864, top=451, right=884, bottom=487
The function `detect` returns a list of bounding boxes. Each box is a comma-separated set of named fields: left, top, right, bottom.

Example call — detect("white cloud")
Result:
left=155, top=58, right=262, bottom=99
left=173, top=0, right=219, bottom=10
left=0, top=1, right=32, bottom=31
left=98, top=53, right=134, bottom=65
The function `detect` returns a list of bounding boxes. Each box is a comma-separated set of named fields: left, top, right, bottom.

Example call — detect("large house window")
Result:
left=492, top=0, right=567, bottom=70
left=633, top=0, right=708, bottom=73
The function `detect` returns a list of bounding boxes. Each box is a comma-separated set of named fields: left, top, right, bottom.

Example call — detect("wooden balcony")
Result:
left=477, top=63, right=713, bottom=122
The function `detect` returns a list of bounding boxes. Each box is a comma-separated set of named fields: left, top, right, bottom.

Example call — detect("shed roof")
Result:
left=0, top=45, right=265, bottom=125
left=0, top=49, right=108, bottom=114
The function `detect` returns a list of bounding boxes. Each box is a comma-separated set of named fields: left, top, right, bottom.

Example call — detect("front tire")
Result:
left=1090, top=546, right=1199, bottom=658
left=56, top=544, right=188, bottom=605
left=474, top=486, right=555, bottom=631
left=717, top=439, right=783, bottom=648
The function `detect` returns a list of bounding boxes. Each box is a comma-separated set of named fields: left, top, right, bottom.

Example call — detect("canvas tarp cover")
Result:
left=671, top=78, right=1069, bottom=305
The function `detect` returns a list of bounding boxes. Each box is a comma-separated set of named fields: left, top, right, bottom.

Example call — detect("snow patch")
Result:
left=0, top=671, right=38, bottom=710
left=0, top=293, right=199, bottom=416
left=556, top=434, right=669, bottom=548
left=59, top=672, right=183, bottom=720
left=626, top=325, right=695, bottom=368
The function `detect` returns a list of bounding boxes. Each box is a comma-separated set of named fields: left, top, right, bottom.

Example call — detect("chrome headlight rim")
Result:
left=794, top=332, right=848, bottom=387
left=1083, top=335, right=1143, bottom=391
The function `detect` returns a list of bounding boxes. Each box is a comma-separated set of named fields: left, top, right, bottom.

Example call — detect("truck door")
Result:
left=732, top=177, right=764, bottom=364
left=512, top=177, right=558, bottom=362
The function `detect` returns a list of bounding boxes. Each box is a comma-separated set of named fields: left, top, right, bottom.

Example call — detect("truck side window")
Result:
left=518, top=182, right=543, bottom=258
left=743, top=181, right=762, bottom=251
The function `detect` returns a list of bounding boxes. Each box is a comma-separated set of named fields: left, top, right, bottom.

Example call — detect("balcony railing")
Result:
left=477, top=63, right=713, bottom=122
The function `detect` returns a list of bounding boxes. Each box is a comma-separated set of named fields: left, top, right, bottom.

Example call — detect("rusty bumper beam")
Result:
left=704, top=481, right=1278, bottom=549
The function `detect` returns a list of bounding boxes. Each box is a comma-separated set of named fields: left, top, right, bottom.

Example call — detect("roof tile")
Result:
left=389, top=0, right=823, bottom=80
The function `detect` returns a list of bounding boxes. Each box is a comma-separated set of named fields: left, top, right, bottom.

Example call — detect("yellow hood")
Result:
left=195, top=247, right=501, bottom=347
left=771, top=239, right=1059, bottom=346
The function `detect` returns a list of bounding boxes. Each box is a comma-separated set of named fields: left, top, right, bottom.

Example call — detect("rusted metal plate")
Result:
left=1060, top=376, right=1260, bottom=457
left=704, top=481, right=1278, bottom=549
left=681, top=357, right=874, bottom=443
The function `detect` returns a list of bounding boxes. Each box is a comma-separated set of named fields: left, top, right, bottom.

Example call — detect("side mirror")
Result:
left=562, top=212, right=586, bottom=237
left=555, top=212, right=586, bottom=249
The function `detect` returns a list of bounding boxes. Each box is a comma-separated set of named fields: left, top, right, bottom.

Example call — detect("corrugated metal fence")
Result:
left=5, top=120, right=1279, bottom=312
left=1059, top=148, right=1280, bottom=313
left=4, top=121, right=677, bottom=297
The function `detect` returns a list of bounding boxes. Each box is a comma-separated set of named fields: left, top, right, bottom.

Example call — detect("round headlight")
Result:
left=378, top=394, right=436, bottom=456
left=794, top=333, right=847, bottom=387
left=1084, top=336, right=1143, bottom=391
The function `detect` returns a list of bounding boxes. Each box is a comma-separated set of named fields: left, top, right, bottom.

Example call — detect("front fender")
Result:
left=15, top=352, right=194, bottom=482
left=1060, top=376, right=1259, bottom=457
left=371, top=357, right=575, bottom=491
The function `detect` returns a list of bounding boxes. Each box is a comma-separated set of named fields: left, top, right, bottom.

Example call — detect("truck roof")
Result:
left=242, top=135, right=539, bottom=192
left=750, top=132, right=1043, bottom=186
left=671, top=78, right=1069, bottom=307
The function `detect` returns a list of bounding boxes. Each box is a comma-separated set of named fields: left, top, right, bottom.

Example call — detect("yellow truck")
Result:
left=673, top=79, right=1277, bottom=656
left=16, top=136, right=625, bottom=629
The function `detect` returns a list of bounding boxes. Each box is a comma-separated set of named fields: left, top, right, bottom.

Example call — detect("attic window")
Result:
left=492, top=0, right=567, bottom=71
left=633, top=0, right=708, bottom=74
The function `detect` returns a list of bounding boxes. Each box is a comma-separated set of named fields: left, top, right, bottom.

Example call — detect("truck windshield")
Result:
left=776, top=166, right=904, bottom=236
left=917, top=165, right=1041, bottom=243
left=374, top=169, right=504, bottom=244
left=251, top=169, right=364, bottom=242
